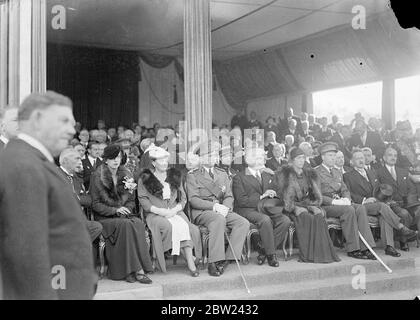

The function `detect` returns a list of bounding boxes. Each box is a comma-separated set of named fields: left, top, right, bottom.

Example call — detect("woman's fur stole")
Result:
left=277, top=165, right=323, bottom=212
left=138, top=167, right=182, bottom=202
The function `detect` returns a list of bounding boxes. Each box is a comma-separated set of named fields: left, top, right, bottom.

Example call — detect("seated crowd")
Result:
left=6, top=106, right=418, bottom=285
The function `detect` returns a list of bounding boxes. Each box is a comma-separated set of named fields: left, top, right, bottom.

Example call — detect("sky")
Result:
left=313, top=75, right=420, bottom=129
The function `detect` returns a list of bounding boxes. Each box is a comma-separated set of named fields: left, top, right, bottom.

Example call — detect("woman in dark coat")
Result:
left=90, top=144, right=153, bottom=283
left=137, top=146, right=200, bottom=276
left=275, top=147, right=340, bottom=263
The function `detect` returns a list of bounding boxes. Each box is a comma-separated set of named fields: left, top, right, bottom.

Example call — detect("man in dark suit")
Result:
left=362, top=147, right=382, bottom=171
left=0, top=91, right=96, bottom=299
left=278, top=107, right=302, bottom=138
left=282, top=118, right=300, bottom=144
left=59, top=148, right=102, bottom=242
left=330, top=124, right=352, bottom=162
left=264, top=116, right=280, bottom=141
left=248, top=111, right=262, bottom=129
left=375, top=146, right=420, bottom=250
left=317, top=117, right=334, bottom=142
left=230, top=109, right=248, bottom=133
left=348, top=120, right=386, bottom=162
left=315, top=142, right=377, bottom=260
left=186, top=141, right=250, bottom=277
left=265, top=143, right=287, bottom=172
left=78, top=129, right=90, bottom=149
left=343, top=150, right=415, bottom=256
left=232, top=148, right=291, bottom=267
left=334, top=150, right=352, bottom=175
left=82, top=140, right=102, bottom=189
left=308, top=114, right=321, bottom=137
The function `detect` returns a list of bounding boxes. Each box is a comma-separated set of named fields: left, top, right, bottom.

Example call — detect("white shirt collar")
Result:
left=247, top=167, right=259, bottom=177
left=88, top=155, right=97, bottom=165
left=355, top=167, right=366, bottom=174
left=385, top=164, right=395, bottom=172
left=203, top=166, right=213, bottom=174
left=18, top=133, right=54, bottom=163
left=0, top=135, right=9, bottom=145
left=322, top=163, right=332, bottom=172
left=60, top=166, right=73, bottom=177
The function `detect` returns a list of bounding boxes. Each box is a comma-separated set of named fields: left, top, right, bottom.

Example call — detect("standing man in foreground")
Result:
left=0, top=91, right=96, bottom=299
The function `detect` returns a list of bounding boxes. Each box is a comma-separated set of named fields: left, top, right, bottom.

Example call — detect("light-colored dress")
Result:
left=137, top=172, right=202, bottom=272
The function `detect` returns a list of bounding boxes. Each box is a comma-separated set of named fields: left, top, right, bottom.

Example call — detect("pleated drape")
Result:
left=183, top=0, right=212, bottom=149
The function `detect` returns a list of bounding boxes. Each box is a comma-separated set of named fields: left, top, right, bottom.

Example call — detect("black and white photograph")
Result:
left=1, top=0, right=420, bottom=304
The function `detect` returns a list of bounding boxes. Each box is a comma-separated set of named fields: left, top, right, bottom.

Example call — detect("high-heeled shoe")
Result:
left=135, top=273, right=153, bottom=284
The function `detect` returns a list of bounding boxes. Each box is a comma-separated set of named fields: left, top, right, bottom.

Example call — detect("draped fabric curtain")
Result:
left=139, top=58, right=185, bottom=127
left=184, top=0, right=212, bottom=149
left=0, top=0, right=46, bottom=107
left=138, top=57, right=235, bottom=128
left=214, top=11, right=420, bottom=111
left=47, top=44, right=139, bottom=129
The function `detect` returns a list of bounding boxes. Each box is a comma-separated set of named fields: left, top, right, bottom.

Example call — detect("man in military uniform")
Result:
left=315, top=142, right=377, bottom=259
left=186, top=141, right=250, bottom=277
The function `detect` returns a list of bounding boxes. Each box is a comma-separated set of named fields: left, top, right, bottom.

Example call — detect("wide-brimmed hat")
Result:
left=148, top=146, right=170, bottom=160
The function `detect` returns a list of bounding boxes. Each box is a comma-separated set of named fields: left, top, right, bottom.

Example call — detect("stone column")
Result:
left=183, top=0, right=212, bottom=150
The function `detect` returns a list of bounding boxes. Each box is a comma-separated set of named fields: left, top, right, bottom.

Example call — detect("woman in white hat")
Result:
left=137, top=146, right=201, bottom=276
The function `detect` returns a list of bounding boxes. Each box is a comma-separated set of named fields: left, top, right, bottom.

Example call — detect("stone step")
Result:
left=161, top=255, right=415, bottom=297
left=171, top=267, right=420, bottom=300
left=349, top=289, right=420, bottom=300
left=94, top=251, right=417, bottom=300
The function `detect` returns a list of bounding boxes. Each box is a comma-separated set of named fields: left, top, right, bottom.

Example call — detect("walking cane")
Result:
left=358, top=231, right=392, bottom=273
left=224, top=230, right=252, bottom=294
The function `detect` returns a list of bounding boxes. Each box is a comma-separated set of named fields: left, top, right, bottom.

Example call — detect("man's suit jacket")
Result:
left=266, top=157, right=287, bottom=172
left=281, top=128, right=300, bottom=144
left=0, top=139, right=95, bottom=299
left=59, top=168, right=92, bottom=210
left=264, top=125, right=280, bottom=141
left=232, top=168, right=275, bottom=212
left=375, top=165, right=418, bottom=207
left=348, top=131, right=386, bottom=160
left=316, top=127, right=334, bottom=142
left=330, top=132, right=351, bottom=160
left=82, top=156, right=102, bottom=190
left=343, top=168, right=379, bottom=204
left=0, top=140, right=5, bottom=150
left=315, top=164, right=351, bottom=205
left=186, top=166, right=234, bottom=220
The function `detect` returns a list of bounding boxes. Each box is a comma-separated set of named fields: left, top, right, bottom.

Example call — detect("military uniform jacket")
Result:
left=315, top=164, right=351, bottom=205
left=186, top=166, right=234, bottom=219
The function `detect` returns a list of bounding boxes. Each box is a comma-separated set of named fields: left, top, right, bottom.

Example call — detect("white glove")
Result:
left=331, top=199, right=342, bottom=206
left=332, top=198, right=351, bottom=206
left=342, top=198, right=351, bottom=206
left=213, top=203, right=229, bottom=217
